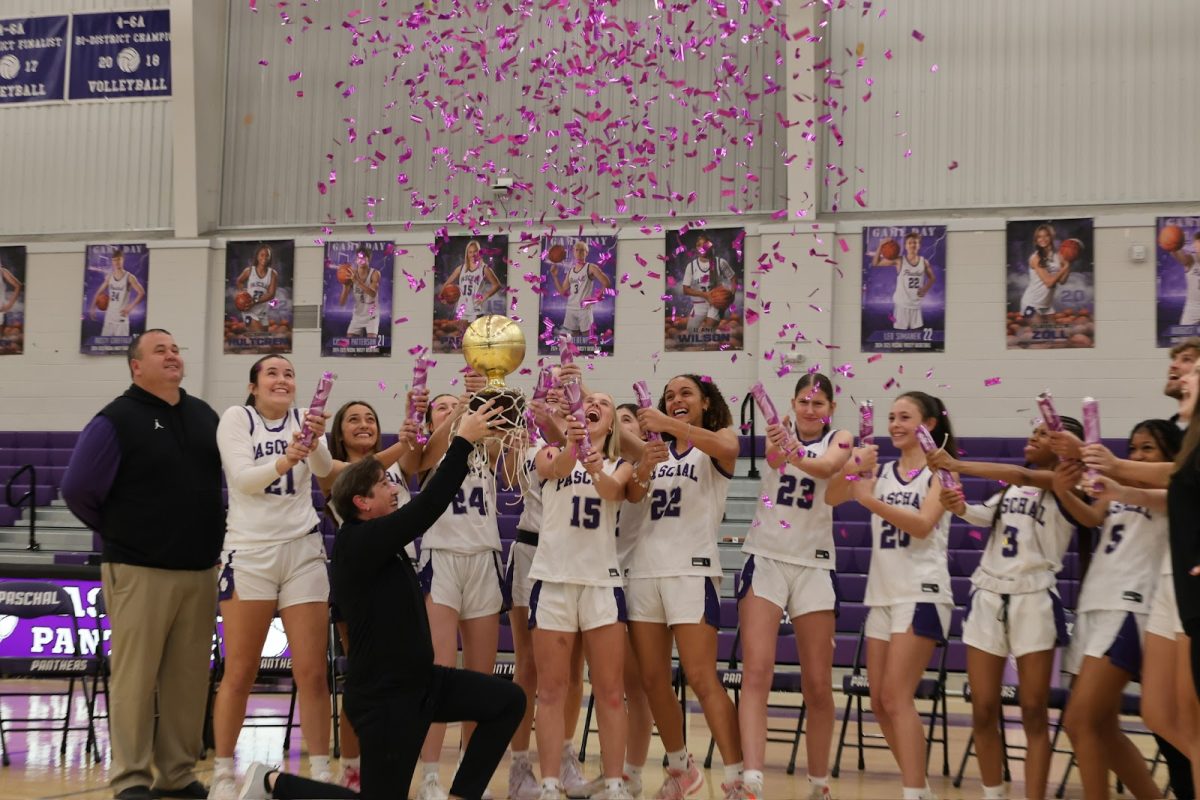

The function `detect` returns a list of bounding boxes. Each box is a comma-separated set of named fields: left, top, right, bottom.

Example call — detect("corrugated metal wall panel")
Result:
left=220, top=0, right=787, bottom=228
left=820, top=0, right=1200, bottom=213
left=0, top=0, right=172, bottom=235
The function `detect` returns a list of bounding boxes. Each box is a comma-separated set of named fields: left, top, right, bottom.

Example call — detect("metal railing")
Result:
left=739, top=393, right=760, bottom=480
left=5, top=463, right=39, bottom=551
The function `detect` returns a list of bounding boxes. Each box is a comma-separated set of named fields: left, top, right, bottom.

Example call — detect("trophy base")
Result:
left=469, top=387, right=526, bottom=430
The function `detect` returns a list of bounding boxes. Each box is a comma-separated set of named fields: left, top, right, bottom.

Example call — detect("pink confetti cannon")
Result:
left=409, top=354, right=432, bottom=444
left=633, top=380, right=661, bottom=442
left=299, top=371, right=336, bottom=449
left=1082, top=396, right=1101, bottom=483
left=916, top=424, right=960, bottom=491
left=559, top=337, right=592, bottom=458
left=1036, top=391, right=1063, bottom=433
left=859, top=400, right=874, bottom=447
left=749, top=382, right=780, bottom=425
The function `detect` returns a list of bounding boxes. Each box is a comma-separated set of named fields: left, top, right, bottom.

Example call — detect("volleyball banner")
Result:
left=1155, top=216, right=1200, bottom=348
left=0, top=15, right=68, bottom=105
left=431, top=235, right=509, bottom=354
left=0, top=246, right=25, bottom=356
left=536, top=235, right=617, bottom=355
left=663, top=227, right=745, bottom=352
left=1005, top=219, right=1094, bottom=350
left=320, top=241, right=394, bottom=357
left=69, top=10, right=171, bottom=100
left=861, top=226, right=947, bottom=353
left=80, top=243, right=148, bottom=356
left=223, top=240, right=294, bottom=355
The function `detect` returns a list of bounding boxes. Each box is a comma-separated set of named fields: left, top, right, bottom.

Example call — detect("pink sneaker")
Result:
left=652, top=755, right=704, bottom=800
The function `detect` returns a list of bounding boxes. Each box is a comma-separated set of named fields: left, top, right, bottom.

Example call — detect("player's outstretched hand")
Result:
left=580, top=448, right=603, bottom=475
left=636, top=405, right=671, bottom=435
left=641, top=439, right=669, bottom=469
left=1049, top=430, right=1083, bottom=461
left=303, top=410, right=329, bottom=441
left=766, top=420, right=795, bottom=453
left=849, top=444, right=878, bottom=476
left=284, top=432, right=312, bottom=465
left=463, top=370, right=487, bottom=396
left=406, top=387, right=430, bottom=421
left=456, top=398, right=503, bottom=443
left=939, top=486, right=966, bottom=516
left=1080, top=443, right=1117, bottom=476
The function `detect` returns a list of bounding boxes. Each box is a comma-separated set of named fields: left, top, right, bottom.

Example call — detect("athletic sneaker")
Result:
left=590, top=785, right=634, bottom=800
left=208, top=773, right=238, bottom=800
left=652, top=756, right=704, bottom=800
left=416, top=771, right=450, bottom=800
left=742, top=777, right=764, bottom=800
left=806, top=782, right=833, bottom=800
left=538, top=786, right=563, bottom=800
left=721, top=779, right=746, bottom=800
left=509, top=757, right=541, bottom=800
left=340, top=765, right=361, bottom=792
left=235, top=763, right=272, bottom=800
left=566, top=774, right=605, bottom=799
left=560, top=746, right=587, bottom=795
left=625, top=773, right=643, bottom=798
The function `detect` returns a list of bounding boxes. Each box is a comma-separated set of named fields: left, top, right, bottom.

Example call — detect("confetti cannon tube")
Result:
left=633, top=380, right=661, bottom=442
left=298, top=371, right=336, bottom=449
left=916, top=423, right=960, bottom=492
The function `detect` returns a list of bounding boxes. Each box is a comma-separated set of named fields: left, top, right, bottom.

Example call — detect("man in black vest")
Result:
left=63, top=329, right=224, bottom=800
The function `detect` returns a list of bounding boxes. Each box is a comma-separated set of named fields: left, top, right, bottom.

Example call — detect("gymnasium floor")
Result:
left=0, top=680, right=1149, bottom=799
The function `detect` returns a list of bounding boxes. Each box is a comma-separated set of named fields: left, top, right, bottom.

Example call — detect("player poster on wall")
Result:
left=223, top=240, right=294, bottom=355
left=431, top=235, right=509, bottom=354
left=0, top=246, right=25, bottom=356
left=861, top=226, right=947, bottom=352
left=537, top=235, right=617, bottom=355
left=1155, top=216, right=1200, bottom=348
left=320, top=241, right=394, bottom=357
left=1005, top=219, right=1094, bottom=350
left=80, top=244, right=148, bottom=356
left=663, top=228, right=745, bottom=352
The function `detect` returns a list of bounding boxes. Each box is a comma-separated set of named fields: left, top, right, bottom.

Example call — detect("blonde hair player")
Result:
left=90, top=248, right=146, bottom=338
left=443, top=239, right=503, bottom=335
left=550, top=240, right=612, bottom=340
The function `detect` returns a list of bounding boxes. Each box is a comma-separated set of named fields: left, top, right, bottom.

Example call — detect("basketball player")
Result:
left=551, top=241, right=612, bottom=340
left=208, top=356, right=334, bottom=800
left=234, top=245, right=278, bottom=333
left=1018, top=225, right=1072, bottom=325
left=0, top=258, right=21, bottom=328
left=530, top=392, right=634, bottom=800
left=626, top=375, right=744, bottom=800
left=443, top=239, right=502, bottom=326
left=826, top=391, right=956, bottom=800
left=1062, top=421, right=1177, bottom=800
left=91, top=248, right=146, bottom=338
left=338, top=247, right=382, bottom=340
left=873, top=233, right=935, bottom=331
left=680, top=235, right=736, bottom=333
left=930, top=419, right=1092, bottom=800
left=1170, top=232, right=1200, bottom=326
left=737, top=374, right=853, bottom=800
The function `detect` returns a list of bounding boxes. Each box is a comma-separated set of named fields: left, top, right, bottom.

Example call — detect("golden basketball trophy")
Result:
left=461, top=314, right=527, bottom=430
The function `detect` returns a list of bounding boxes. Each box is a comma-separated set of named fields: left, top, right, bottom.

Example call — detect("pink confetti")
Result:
left=984, top=377, right=1002, bottom=387
left=867, top=354, right=882, bottom=363
left=969, top=530, right=984, bottom=541
left=288, top=71, right=302, bottom=82
left=912, top=30, right=925, bottom=42
left=948, top=161, right=959, bottom=170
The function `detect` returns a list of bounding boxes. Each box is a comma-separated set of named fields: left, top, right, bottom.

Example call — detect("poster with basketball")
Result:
left=1155, top=217, right=1200, bottom=348
left=861, top=226, right=947, bottom=353
left=0, top=246, right=25, bottom=356
left=663, top=227, right=745, bottom=352
left=431, top=235, right=510, bottom=354
left=223, top=240, right=295, bottom=355
left=537, top=235, right=617, bottom=355
left=80, top=243, right=149, bottom=356
left=320, top=241, right=395, bottom=357
left=1005, top=219, right=1094, bottom=350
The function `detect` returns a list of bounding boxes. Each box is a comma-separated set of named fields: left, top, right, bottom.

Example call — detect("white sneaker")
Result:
left=566, top=774, right=605, bottom=799
left=236, top=763, right=272, bottom=800
left=209, top=772, right=239, bottom=800
left=918, top=791, right=939, bottom=800
left=720, top=778, right=746, bottom=800
left=625, top=773, right=643, bottom=799
left=652, top=756, right=704, bottom=800
left=417, top=771, right=450, bottom=800
left=339, top=764, right=361, bottom=792
left=591, top=785, right=634, bottom=800
left=743, top=778, right=765, bottom=800
left=560, top=747, right=586, bottom=795
left=806, top=783, right=832, bottom=800
left=509, top=757, right=543, bottom=800
left=539, top=786, right=564, bottom=800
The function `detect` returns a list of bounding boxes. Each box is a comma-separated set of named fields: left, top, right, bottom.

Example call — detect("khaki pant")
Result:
left=102, top=562, right=217, bottom=794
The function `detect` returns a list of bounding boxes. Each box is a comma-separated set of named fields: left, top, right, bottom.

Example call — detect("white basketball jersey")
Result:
left=1020, top=252, right=1061, bottom=312
left=742, top=428, right=840, bottom=570
left=970, top=486, right=1078, bottom=595
left=220, top=406, right=321, bottom=548
left=529, top=458, right=623, bottom=587
left=419, top=459, right=500, bottom=554
left=351, top=268, right=379, bottom=321
left=626, top=440, right=731, bottom=579
left=682, top=257, right=733, bottom=307
left=515, top=443, right=544, bottom=533
left=1184, top=256, right=1200, bottom=311
left=248, top=267, right=274, bottom=305
left=458, top=263, right=485, bottom=320
left=616, top=494, right=653, bottom=575
left=893, top=257, right=926, bottom=308
left=1077, top=501, right=1168, bottom=614
left=566, top=263, right=594, bottom=310
left=104, top=272, right=130, bottom=324
left=864, top=462, right=952, bottom=606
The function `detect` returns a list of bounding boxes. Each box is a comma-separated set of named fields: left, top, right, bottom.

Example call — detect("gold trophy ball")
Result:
left=462, top=315, right=526, bottom=388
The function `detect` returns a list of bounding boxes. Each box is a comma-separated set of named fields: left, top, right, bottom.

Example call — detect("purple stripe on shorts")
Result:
left=614, top=587, right=628, bottom=624
left=1050, top=590, right=1068, bottom=647
left=735, top=555, right=756, bottom=601
left=912, top=602, right=946, bottom=643
left=418, top=558, right=434, bottom=596
left=527, top=580, right=543, bottom=630
left=1105, top=611, right=1143, bottom=680
left=703, top=578, right=720, bottom=629
left=218, top=553, right=235, bottom=602
left=494, top=552, right=512, bottom=614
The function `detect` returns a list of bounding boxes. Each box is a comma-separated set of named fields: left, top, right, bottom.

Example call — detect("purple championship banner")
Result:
left=0, top=245, right=25, bottom=355
left=431, top=235, right=509, bottom=354
left=861, top=226, right=947, bottom=353
left=1005, top=218, right=1094, bottom=350
left=69, top=10, right=170, bottom=100
left=0, top=15, right=67, bottom=104
left=537, top=235, right=616, bottom=355
left=80, top=243, right=148, bottom=356
left=663, top=227, right=745, bottom=352
left=321, top=241, right=394, bottom=357
left=224, top=240, right=294, bottom=355
left=1156, top=216, right=1200, bottom=348
left=0, top=578, right=291, bottom=661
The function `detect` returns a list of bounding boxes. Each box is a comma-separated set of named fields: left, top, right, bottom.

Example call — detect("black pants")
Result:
left=271, top=773, right=358, bottom=799
left=344, top=665, right=526, bottom=800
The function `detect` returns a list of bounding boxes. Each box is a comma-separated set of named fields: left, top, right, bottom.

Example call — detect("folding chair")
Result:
left=831, top=622, right=950, bottom=778
left=0, top=580, right=104, bottom=766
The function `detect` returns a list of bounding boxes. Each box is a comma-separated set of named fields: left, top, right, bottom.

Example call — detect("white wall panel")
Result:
left=219, top=0, right=787, bottom=228
left=820, top=0, right=1200, bottom=213
left=0, top=0, right=172, bottom=235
